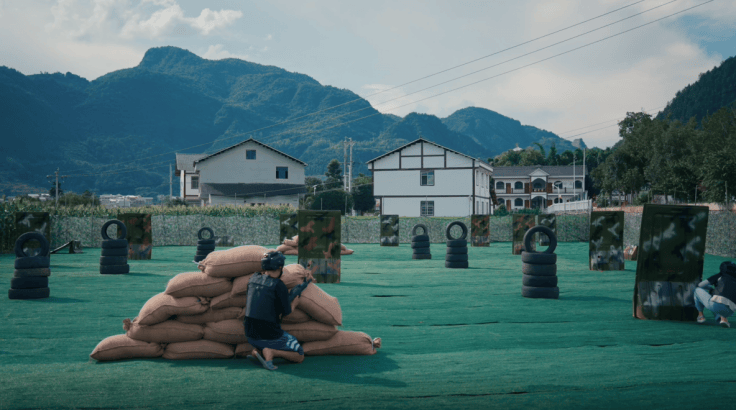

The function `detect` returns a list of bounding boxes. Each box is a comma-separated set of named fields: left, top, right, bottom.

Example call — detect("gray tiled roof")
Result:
left=493, top=165, right=587, bottom=177
left=199, top=183, right=307, bottom=198
left=175, top=154, right=207, bottom=173
left=195, top=138, right=307, bottom=166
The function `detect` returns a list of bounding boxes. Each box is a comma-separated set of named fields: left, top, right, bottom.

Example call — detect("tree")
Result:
left=351, top=173, right=374, bottom=214
left=49, top=186, right=63, bottom=198
left=310, top=190, right=353, bottom=215
left=324, top=159, right=343, bottom=190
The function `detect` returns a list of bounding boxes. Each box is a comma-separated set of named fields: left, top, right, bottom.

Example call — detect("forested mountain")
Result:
left=0, top=46, right=581, bottom=197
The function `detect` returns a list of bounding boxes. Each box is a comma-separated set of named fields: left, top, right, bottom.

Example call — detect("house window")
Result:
left=191, top=176, right=199, bottom=190
left=246, top=150, right=256, bottom=160
left=476, top=171, right=479, bottom=186
left=514, top=198, right=523, bottom=207
left=496, top=181, right=504, bottom=190
left=421, top=170, right=434, bottom=186
left=276, top=167, right=288, bottom=179
left=554, top=181, right=563, bottom=189
left=532, top=179, right=545, bottom=190
left=421, top=200, right=434, bottom=216
left=575, top=180, right=583, bottom=189
left=514, top=181, right=523, bottom=190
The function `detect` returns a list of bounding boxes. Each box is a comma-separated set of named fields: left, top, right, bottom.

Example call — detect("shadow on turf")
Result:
left=27, top=296, right=86, bottom=303
left=560, top=296, right=628, bottom=303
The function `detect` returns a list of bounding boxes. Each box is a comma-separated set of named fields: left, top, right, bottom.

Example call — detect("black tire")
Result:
left=100, top=264, right=130, bottom=275
left=522, top=274, right=558, bottom=287
left=521, top=252, right=557, bottom=265
left=11, top=276, right=49, bottom=289
left=14, top=256, right=50, bottom=270
left=446, top=247, right=468, bottom=255
left=8, top=287, right=50, bottom=300
left=100, top=256, right=128, bottom=266
left=523, top=226, right=557, bottom=254
left=14, top=268, right=51, bottom=278
left=198, top=227, right=215, bottom=240
left=197, top=239, right=215, bottom=245
left=102, top=239, right=128, bottom=249
left=522, top=263, right=557, bottom=276
left=445, top=254, right=469, bottom=262
left=196, top=243, right=216, bottom=251
left=521, top=286, right=559, bottom=299
left=101, top=220, right=127, bottom=240
left=195, top=250, right=213, bottom=257
left=101, top=247, right=128, bottom=257
left=445, top=221, right=468, bottom=241
left=411, top=241, right=430, bottom=249
left=411, top=234, right=430, bottom=242
left=445, top=261, right=468, bottom=269
left=14, top=232, right=50, bottom=258
left=412, top=248, right=431, bottom=255
left=446, top=239, right=467, bottom=248
left=412, top=254, right=432, bottom=260
left=193, top=255, right=207, bottom=262
left=412, top=224, right=428, bottom=237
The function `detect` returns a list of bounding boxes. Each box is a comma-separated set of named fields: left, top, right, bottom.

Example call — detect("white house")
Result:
left=367, top=138, right=493, bottom=217
left=175, top=153, right=206, bottom=204
left=178, top=138, right=307, bottom=208
left=493, top=165, right=587, bottom=211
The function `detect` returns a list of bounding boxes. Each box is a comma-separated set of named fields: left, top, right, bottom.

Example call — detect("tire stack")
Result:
left=410, top=224, right=431, bottom=260
left=521, top=225, right=558, bottom=299
left=194, top=227, right=216, bottom=263
left=445, top=221, right=468, bottom=269
left=100, top=220, right=130, bottom=275
left=9, top=232, right=51, bottom=300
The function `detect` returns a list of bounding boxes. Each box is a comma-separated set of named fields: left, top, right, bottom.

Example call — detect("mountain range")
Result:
left=1, top=46, right=586, bottom=197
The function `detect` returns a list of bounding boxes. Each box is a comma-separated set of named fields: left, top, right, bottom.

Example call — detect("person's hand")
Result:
left=289, top=279, right=311, bottom=303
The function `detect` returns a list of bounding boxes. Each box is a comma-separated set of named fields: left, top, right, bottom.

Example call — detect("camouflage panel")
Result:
left=634, top=205, right=709, bottom=321
left=380, top=215, right=399, bottom=246
left=511, top=214, right=536, bottom=255
left=120, top=213, right=152, bottom=260
left=589, top=211, right=625, bottom=271
left=297, top=210, right=341, bottom=283
left=537, top=214, right=556, bottom=246
left=470, top=215, right=490, bottom=247
left=15, top=212, right=51, bottom=257
left=279, top=213, right=299, bottom=243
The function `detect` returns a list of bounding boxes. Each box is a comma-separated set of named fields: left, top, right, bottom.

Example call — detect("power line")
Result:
left=556, top=105, right=667, bottom=135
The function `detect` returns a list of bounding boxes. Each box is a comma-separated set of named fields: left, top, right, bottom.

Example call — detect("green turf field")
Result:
left=1, top=243, right=734, bottom=410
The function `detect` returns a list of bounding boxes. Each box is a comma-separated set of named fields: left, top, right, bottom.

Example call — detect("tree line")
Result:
left=303, top=159, right=374, bottom=215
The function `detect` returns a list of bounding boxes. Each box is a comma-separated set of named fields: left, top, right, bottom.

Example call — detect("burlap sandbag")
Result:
left=235, top=342, right=256, bottom=357
left=164, top=272, right=233, bottom=298
left=303, top=331, right=376, bottom=356
left=230, top=274, right=255, bottom=296
left=281, top=264, right=310, bottom=289
left=211, top=291, right=248, bottom=310
left=282, top=308, right=310, bottom=324
left=298, top=283, right=342, bottom=326
left=198, top=245, right=267, bottom=278
left=283, top=249, right=298, bottom=256
left=175, top=307, right=244, bottom=324
left=276, top=244, right=292, bottom=253
left=284, top=235, right=298, bottom=247
left=341, top=249, right=354, bottom=255
left=90, top=334, right=164, bottom=361
left=123, top=319, right=204, bottom=343
left=162, top=340, right=235, bottom=360
left=203, top=319, right=248, bottom=344
left=282, top=320, right=338, bottom=343
left=136, top=293, right=210, bottom=326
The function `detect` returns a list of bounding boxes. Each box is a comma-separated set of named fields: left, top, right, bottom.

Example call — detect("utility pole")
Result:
left=573, top=153, right=576, bottom=202
left=348, top=137, right=354, bottom=192
left=46, top=168, right=68, bottom=208
left=169, top=163, right=173, bottom=199
left=343, top=137, right=348, bottom=192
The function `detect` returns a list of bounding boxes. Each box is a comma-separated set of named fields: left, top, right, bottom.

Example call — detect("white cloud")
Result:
left=265, top=34, right=272, bottom=40
left=202, top=44, right=249, bottom=61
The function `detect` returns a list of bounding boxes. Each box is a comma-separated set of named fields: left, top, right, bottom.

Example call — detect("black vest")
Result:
left=245, top=273, right=282, bottom=323
left=714, top=273, right=736, bottom=306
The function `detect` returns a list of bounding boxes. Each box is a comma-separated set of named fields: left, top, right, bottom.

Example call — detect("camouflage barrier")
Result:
left=589, top=211, right=625, bottom=271
left=120, top=213, right=152, bottom=260
left=537, top=214, right=556, bottom=247
left=298, top=210, right=341, bottom=284
left=279, top=213, right=298, bottom=243
left=470, top=215, right=490, bottom=247
left=15, top=212, right=51, bottom=257
left=512, top=214, right=536, bottom=255
left=634, top=204, right=709, bottom=321
left=380, top=215, right=399, bottom=246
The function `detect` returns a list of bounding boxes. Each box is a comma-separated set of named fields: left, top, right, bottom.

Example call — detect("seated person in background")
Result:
left=244, top=251, right=311, bottom=370
left=695, top=261, right=736, bottom=328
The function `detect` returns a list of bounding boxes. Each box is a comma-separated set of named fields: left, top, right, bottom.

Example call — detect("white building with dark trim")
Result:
left=367, top=138, right=493, bottom=217
left=493, top=165, right=587, bottom=211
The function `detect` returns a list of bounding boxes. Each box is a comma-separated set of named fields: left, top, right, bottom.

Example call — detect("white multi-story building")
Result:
left=175, top=153, right=206, bottom=205
left=367, top=138, right=493, bottom=217
left=493, top=165, right=587, bottom=211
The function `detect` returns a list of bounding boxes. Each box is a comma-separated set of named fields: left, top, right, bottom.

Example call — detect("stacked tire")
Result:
left=445, top=221, right=468, bottom=269
left=521, top=225, right=558, bottom=299
left=194, top=227, right=216, bottom=263
left=100, top=220, right=130, bottom=275
left=410, top=224, right=431, bottom=260
left=9, top=232, right=51, bottom=299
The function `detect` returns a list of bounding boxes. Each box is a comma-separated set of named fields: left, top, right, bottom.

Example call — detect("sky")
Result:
left=1, top=0, right=734, bottom=149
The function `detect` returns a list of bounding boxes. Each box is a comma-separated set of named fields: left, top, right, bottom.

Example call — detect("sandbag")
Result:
left=341, top=249, right=354, bottom=255
left=123, top=319, right=204, bottom=343
left=282, top=308, right=311, bottom=324
left=276, top=244, right=292, bottom=253
left=90, top=334, right=164, bottom=361
left=283, top=249, right=298, bottom=256
left=197, top=245, right=267, bottom=278
left=284, top=235, right=298, bottom=247
left=298, top=283, right=342, bottom=326
left=303, top=331, right=376, bottom=356
left=135, top=293, right=210, bottom=326
left=163, top=340, right=235, bottom=360
left=235, top=342, right=256, bottom=357
left=165, top=272, right=233, bottom=298
left=282, top=320, right=338, bottom=343
left=203, top=319, right=248, bottom=344
left=175, top=307, right=244, bottom=324
left=281, top=264, right=310, bottom=289
left=230, top=274, right=255, bottom=296
left=211, top=292, right=248, bottom=310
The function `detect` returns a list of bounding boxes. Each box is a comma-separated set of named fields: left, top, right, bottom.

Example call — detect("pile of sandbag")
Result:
left=276, top=235, right=354, bottom=256
left=90, top=245, right=375, bottom=362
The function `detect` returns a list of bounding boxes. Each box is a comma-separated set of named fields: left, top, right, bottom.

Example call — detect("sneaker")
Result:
left=697, top=316, right=706, bottom=324
left=720, top=320, right=730, bottom=328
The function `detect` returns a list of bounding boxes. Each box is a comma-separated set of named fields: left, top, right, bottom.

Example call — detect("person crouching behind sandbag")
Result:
left=696, top=261, right=736, bottom=328
left=244, top=251, right=311, bottom=370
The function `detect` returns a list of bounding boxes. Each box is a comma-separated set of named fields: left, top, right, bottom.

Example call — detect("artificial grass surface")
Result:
left=1, top=243, right=734, bottom=410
